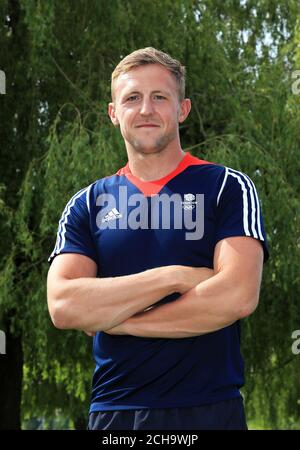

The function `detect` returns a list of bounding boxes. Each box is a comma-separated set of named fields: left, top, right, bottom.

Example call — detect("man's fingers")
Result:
left=84, top=330, right=96, bottom=337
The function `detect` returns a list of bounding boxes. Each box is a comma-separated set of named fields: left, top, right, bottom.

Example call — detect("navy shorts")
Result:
left=88, top=397, right=247, bottom=430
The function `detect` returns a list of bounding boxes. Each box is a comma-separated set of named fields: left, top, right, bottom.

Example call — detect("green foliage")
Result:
left=0, top=0, right=300, bottom=429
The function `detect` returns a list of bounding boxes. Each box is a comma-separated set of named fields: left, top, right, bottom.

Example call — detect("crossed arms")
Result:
left=47, top=236, right=264, bottom=338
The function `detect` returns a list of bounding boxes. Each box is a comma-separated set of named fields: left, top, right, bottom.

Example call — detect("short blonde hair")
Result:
left=111, top=47, right=186, bottom=101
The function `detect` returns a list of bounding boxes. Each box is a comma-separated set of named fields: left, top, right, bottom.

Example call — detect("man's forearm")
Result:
left=107, top=269, right=260, bottom=338
left=50, top=266, right=179, bottom=331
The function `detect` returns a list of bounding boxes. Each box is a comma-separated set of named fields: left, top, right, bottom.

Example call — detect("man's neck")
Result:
left=126, top=148, right=186, bottom=182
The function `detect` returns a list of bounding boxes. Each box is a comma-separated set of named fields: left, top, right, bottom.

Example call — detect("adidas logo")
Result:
left=102, top=208, right=123, bottom=223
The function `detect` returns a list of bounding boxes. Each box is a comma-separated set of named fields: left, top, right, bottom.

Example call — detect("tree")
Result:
left=0, top=0, right=299, bottom=429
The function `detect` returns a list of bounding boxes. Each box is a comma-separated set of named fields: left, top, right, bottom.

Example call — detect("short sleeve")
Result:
left=216, top=167, right=269, bottom=262
left=48, top=185, right=98, bottom=265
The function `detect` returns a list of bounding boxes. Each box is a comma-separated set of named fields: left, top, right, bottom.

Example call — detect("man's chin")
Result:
left=130, top=138, right=171, bottom=155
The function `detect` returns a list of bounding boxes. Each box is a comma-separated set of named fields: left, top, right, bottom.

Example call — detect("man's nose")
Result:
left=140, top=97, right=154, bottom=116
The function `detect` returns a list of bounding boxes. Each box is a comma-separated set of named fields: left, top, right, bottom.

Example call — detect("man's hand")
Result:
left=84, top=330, right=96, bottom=337
left=83, top=328, right=127, bottom=336
left=104, top=322, right=128, bottom=336
left=83, top=325, right=127, bottom=336
left=174, top=266, right=214, bottom=293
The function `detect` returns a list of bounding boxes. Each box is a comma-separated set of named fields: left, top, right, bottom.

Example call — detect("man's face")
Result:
left=108, top=64, right=191, bottom=155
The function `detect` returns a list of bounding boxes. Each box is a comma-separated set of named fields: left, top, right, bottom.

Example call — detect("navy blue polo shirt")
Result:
left=49, top=152, right=269, bottom=412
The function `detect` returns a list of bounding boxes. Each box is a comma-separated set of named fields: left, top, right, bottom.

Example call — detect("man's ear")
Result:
left=108, top=102, right=119, bottom=126
left=178, top=98, right=191, bottom=123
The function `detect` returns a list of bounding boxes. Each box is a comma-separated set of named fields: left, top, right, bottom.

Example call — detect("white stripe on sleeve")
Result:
left=242, top=172, right=264, bottom=241
left=228, top=168, right=258, bottom=239
left=217, top=167, right=229, bottom=206
left=227, top=170, right=251, bottom=237
left=48, top=187, right=89, bottom=261
left=217, top=167, right=265, bottom=242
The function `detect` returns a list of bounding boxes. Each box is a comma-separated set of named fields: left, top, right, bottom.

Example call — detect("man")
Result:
left=47, top=47, right=269, bottom=430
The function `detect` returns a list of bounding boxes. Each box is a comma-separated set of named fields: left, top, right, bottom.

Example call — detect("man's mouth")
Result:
left=136, top=124, right=160, bottom=128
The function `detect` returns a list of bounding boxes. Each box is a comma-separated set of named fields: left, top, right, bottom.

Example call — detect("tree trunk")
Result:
left=0, top=315, right=23, bottom=430
left=74, top=416, right=88, bottom=430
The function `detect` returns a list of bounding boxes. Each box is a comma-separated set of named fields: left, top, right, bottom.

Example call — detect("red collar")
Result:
left=116, top=152, right=210, bottom=196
